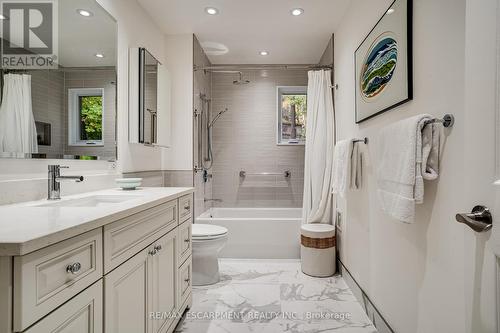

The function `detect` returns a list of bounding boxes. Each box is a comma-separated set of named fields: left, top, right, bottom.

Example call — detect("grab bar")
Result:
left=239, top=170, right=291, bottom=178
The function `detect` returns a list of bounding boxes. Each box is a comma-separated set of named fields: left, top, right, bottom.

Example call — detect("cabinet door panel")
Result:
left=177, top=220, right=191, bottom=267
left=178, top=257, right=192, bottom=309
left=149, top=232, right=177, bottom=333
left=105, top=250, right=149, bottom=333
left=24, top=280, right=102, bottom=333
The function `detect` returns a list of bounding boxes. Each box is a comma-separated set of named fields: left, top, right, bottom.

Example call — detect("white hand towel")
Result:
left=350, top=141, right=362, bottom=190
left=376, top=114, right=441, bottom=223
left=332, top=139, right=351, bottom=197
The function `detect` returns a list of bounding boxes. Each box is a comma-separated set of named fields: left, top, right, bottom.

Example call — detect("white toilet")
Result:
left=192, top=224, right=228, bottom=286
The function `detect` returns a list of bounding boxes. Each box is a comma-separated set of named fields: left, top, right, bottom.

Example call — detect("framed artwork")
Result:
left=355, top=0, right=413, bottom=123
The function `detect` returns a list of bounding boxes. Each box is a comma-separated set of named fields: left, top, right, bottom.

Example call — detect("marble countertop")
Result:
left=0, top=187, right=194, bottom=256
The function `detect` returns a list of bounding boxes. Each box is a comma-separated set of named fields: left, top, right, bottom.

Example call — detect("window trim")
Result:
left=276, top=86, right=307, bottom=146
left=68, top=88, right=105, bottom=147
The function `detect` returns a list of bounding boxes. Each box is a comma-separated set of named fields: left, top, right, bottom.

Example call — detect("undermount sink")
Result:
left=35, top=195, right=142, bottom=208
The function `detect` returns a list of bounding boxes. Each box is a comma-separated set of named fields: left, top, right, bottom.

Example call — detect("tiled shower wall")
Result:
left=211, top=69, right=307, bottom=208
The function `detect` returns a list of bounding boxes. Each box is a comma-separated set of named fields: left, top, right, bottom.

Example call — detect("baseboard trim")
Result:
left=339, top=261, right=395, bottom=333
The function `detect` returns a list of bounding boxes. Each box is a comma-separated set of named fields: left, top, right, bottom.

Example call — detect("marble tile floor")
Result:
left=174, top=259, right=377, bottom=333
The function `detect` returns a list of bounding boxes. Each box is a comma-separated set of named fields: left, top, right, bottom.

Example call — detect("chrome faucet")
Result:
left=48, top=165, right=84, bottom=200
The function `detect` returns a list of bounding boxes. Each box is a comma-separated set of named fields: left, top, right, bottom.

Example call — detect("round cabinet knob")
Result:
left=66, top=262, right=82, bottom=274
left=184, top=204, right=190, bottom=210
left=184, top=239, right=190, bottom=243
left=154, top=244, right=162, bottom=252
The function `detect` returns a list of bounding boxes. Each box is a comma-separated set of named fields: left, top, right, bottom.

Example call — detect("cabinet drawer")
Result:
left=177, top=256, right=192, bottom=308
left=13, top=228, right=103, bottom=332
left=104, top=200, right=177, bottom=273
left=178, top=194, right=192, bottom=223
left=24, top=280, right=103, bottom=333
left=177, top=220, right=191, bottom=266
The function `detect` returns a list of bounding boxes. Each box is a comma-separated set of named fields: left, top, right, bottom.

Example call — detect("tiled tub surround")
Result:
left=174, top=259, right=377, bottom=333
left=211, top=69, right=307, bottom=208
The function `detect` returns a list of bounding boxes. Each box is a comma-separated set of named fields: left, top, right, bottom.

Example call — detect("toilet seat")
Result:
left=192, top=224, right=228, bottom=241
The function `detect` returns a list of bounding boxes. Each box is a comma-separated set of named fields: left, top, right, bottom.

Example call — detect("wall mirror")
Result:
left=0, top=0, right=117, bottom=160
left=129, top=48, right=171, bottom=147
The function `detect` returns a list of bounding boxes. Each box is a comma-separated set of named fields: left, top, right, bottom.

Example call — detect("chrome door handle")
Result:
left=455, top=205, right=492, bottom=232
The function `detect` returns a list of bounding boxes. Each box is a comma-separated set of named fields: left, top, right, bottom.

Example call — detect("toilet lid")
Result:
left=192, top=224, right=228, bottom=239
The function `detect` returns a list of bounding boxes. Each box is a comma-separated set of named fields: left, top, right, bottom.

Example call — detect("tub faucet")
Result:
left=48, top=165, right=84, bottom=200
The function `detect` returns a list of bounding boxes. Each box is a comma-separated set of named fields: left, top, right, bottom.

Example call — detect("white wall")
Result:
left=333, top=0, right=494, bottom=332
left=161, top=34, right=194, bottom=170
left=97, top=0, right=167, bottom=173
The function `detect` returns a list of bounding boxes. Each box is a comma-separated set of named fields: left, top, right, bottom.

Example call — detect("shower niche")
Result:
left=128, top=47, right=171, bottom=147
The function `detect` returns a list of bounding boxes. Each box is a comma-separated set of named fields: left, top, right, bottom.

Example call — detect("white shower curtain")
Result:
left=302, top=70, right=335, bottom=224
left=0, top=74, right=38, bottom=154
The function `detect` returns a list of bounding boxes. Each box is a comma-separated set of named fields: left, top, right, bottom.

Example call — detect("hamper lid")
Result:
left=301, top=223, right=335, bottom=238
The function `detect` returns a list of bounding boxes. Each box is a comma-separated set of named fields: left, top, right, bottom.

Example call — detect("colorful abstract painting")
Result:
left=360, top=35, right=398, bottom=99
left=355, top=0, right=412, bottom=123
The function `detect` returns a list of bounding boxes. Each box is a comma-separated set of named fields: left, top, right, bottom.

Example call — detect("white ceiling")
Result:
left=137, top=0, right=351, bottom=64
left=58, top=0, right=117, bottom=67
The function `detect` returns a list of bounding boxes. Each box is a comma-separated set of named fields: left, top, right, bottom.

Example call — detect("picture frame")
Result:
left=355, top=0, right=413, bottom=123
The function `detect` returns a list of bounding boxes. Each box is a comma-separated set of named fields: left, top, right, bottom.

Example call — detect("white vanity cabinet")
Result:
left=0, top=190, right=193, bottom=333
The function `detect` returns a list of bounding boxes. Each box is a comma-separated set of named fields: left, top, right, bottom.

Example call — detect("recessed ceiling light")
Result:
left=259, top=51, right=269, bottom=56
left=205, top=7, right=219, bottom=15
left=77, top=9, right=93, bottom=17
left=387, top=8, right=395, bottom=14
left=291, top=8, right=304, bottom=16
left=95, top=53, right=105, bottom=58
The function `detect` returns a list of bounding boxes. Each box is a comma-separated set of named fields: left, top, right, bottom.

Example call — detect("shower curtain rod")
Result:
left=195, top=64, right=333, bottom=72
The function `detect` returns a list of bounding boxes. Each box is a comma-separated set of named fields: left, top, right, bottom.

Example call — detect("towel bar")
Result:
left=353, top=138, right=368, bottom=144
left=424, top=114, right=455, bottom=128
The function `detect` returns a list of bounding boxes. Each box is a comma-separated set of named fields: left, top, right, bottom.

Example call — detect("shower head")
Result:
left=232, top=72, right=250, bottom=85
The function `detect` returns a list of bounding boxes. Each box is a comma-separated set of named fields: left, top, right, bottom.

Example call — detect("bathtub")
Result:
left=196, top=208, right=302, bottom=259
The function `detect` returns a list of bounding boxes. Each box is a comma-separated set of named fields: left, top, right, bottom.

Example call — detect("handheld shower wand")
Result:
left=208, top=108, right=228, bottom=128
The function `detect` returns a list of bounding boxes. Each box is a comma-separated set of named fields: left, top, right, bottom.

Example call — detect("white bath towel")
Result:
left=376, top=114, right=441, bottom=223
left=332, top=139, right=351, bottom=197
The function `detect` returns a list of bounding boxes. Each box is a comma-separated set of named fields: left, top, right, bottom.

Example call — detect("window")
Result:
left=277, top=86, right=307, bottom=145
left=68, top=88, right=104, bottom=146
